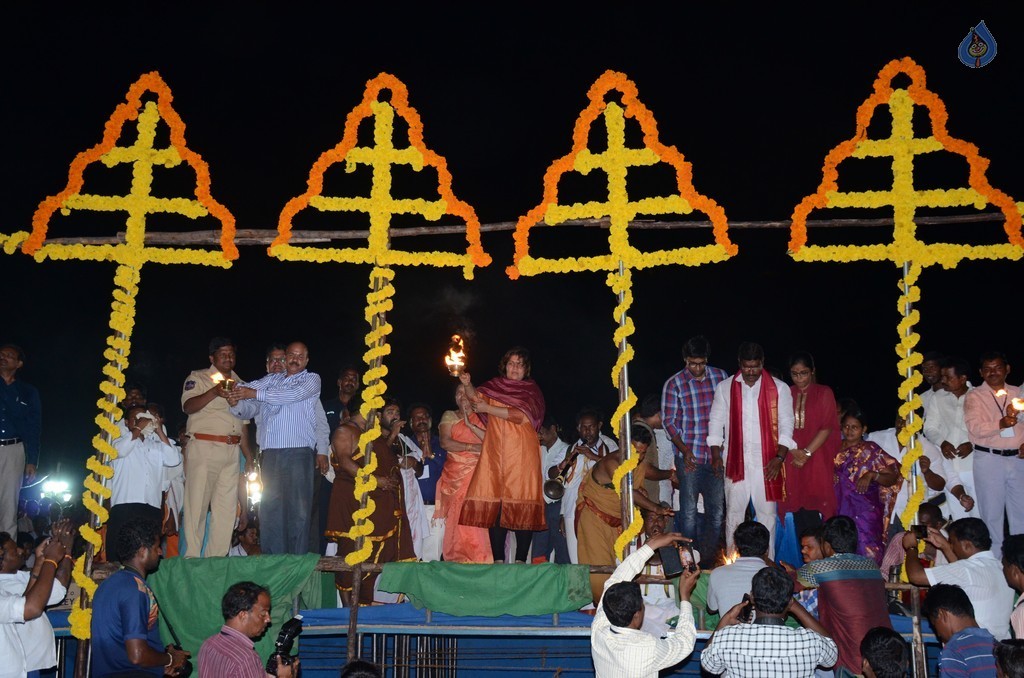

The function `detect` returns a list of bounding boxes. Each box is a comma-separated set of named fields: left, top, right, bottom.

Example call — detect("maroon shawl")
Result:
left=477, top=377, right=545, bottom=430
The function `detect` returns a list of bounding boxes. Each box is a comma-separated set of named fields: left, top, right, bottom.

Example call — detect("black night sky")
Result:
left=2, top=6, right=1021, bottom=490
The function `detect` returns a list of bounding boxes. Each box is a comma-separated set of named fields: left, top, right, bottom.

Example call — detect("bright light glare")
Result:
left=42, top=480, right=69, bottom=495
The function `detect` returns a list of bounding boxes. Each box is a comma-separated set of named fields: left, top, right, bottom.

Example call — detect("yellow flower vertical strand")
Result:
left=896, top=263, right=926, bottom=548
left=345, top=266, right=396, bottom=565
left=68, top=263, right=140, bottom=639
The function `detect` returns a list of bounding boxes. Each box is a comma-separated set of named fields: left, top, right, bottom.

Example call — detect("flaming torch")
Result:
left=1012, top=398, right=1024, bottom=413
left=444, top=334, right=466, bottom=377
left=996, top=389, right=1008, bottom=398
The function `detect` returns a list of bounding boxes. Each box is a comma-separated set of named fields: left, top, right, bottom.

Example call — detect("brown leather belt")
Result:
left=192, top=432, right=241, bottom=445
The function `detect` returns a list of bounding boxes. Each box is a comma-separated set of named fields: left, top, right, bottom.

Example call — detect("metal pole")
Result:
left=901, top=262, right=920, bottom=497
left=616, top=260, right=635, bottom=534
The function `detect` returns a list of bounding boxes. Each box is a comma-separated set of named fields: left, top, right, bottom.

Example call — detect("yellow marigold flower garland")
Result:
left=789, top=57, right=1022, bottom=565
left=271, top=74, right=489, bottom=566
left=21, top=72, right=237, bottom=638
left=509, top=71, right=735, bottom=557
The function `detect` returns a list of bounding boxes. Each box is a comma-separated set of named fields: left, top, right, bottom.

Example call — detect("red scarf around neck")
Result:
left=725, top=373, right=784, bottom=501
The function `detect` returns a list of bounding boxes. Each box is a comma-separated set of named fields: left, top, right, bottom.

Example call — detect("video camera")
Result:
left=266, top=614, right=303, bottom=676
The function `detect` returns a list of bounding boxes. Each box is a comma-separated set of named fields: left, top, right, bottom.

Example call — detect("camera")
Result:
left=170, top=644, right=193, bottom=678
left=266, top=615, right=303, bottom=676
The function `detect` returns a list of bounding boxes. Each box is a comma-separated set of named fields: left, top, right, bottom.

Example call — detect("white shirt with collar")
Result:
left=865, top=427, right=963, bottom=521
left=110, top=429, right=182, bottom=508
left=925, top=549, right=1014, bottom=640
left=0, top=570, right=66, bottom=674
left=706, top=556, right=768, bottom=615
left=591, top=544, right=697, bottom=677
left=923, top=386, right=976, bottom=491
left=707, top=374, right=797, bottom=462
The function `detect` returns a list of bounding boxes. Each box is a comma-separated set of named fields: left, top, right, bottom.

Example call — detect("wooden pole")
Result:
left=38, top=212, right=1008, bottom=246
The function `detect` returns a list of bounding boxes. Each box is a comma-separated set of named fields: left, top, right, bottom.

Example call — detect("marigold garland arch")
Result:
left=789, top=57, right=1022, bottom=560
left=509, top=70, right=736, bottom=558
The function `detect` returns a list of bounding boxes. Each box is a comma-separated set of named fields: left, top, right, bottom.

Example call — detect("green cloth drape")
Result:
left=378, top=561, right=593, bottom=616
left=148, top=554, right=320, bottom=661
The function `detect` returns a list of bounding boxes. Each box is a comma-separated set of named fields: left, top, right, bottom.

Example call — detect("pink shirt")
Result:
left=197, top=625, right=266, bottom=678
left=964, top=382, right=1024, bottom=450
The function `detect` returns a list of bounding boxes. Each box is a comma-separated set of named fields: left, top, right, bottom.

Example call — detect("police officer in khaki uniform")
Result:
left=181, top=337, right=254, bottom=557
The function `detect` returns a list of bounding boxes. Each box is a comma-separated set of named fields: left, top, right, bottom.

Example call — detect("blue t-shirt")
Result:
left=940, top=627, right=997, bottom=678
left=91, top=569, right=163, bottom=677
left=416, top=435, right=448, bottom=505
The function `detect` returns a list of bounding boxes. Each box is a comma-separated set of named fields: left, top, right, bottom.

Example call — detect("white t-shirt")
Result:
left=926, top=550, right=1014, bottom=640
left=706, top=556, right=768, bottom=614
left=0, top=570, right=67, bottom=674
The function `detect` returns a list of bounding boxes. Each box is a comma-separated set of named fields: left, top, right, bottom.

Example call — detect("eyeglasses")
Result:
left=266, top=357, right=286, bottom=364
left=685, top=360, right=707, bottom=367
left=790, top=370, right=812, bottom=377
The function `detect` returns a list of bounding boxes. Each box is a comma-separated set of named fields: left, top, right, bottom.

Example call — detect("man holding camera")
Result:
left=590, top=531, right=700, bottom=677
left=198, top=581, right=296, bottom=678
left=701, top=567, right=837, bottom=677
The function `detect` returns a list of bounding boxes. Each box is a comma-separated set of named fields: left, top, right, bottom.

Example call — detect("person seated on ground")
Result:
left=198, top=580, right=295, bottom=678
left=701, top=566, right=838, bottom=677
left=0, top=522, right=73, bottom=678
left=995, top=640, right=1024, bottom=678
left=1002, top=535, right=1024, bottom=640
left=902, top=517, right=1014, bottom=640
left=590, top=531, right=700, bottom=678
left=860, top=626, right=910, bottom=678
left=577, top=425, right=674, bottom=604
left=229, top=522, right=262, bottom=557
left=923, top=584, right=998, bottom=677
left=340, top=659, right=384, bottom=677
left=628, top=507, right=689, bottom=636
left=706, top=521, right=770, bottom=616
left=797, top=515, right=892, bottom=675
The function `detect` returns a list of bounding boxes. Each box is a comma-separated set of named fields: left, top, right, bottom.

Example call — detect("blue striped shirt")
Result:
left=940, top=627, right=997, bottom=677
left=230, top=370, right=331, bottom=455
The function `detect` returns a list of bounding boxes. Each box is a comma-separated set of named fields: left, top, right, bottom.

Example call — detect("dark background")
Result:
left=2, top=6, right=1021, bottom=489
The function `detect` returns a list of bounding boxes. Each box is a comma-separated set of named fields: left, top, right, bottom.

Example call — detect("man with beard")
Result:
left=409, top=403, right=446, bottom=562
left=181, top=338, right=255, bottom=558
left=91, top=518, right=191, bottom=677
left=377, top=399, right=430, bottom=563
left=963, top=351, right=1024, bottom=558
left=326, top=409, right=416, bottom=605
left=708, top=341, right=796, bottom=560
left=229, top=342, right=331, bottom=555
left=555, top=408, right=617, bottom=564
left=198, top=581, right=296, bottom=678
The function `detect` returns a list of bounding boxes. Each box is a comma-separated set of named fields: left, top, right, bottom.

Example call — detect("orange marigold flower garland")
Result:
left=22, top=72, right=237, bottom=638
left=788, top=57, right=1022, bottom=556
left=271, top=74, right=489, bottom=566
left=508, top=70, right=735, bottom=558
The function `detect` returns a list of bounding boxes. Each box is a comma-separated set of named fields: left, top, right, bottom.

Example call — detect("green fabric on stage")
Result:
left=148, top=554, right=320, bottom=661
left=378, top=561, right=593, bottom=616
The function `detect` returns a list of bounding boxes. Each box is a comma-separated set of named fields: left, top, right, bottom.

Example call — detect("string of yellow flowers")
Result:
left=789, top=58, right=1021, bottom=580
left=24, top=72, right=236, bottom=638
left=509, top=71, right=735, bottom=559
left=271, top=74, right=488, bottom=568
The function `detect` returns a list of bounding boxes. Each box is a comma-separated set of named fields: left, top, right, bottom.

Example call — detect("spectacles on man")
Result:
left=266, top=357, right=286, bottom=364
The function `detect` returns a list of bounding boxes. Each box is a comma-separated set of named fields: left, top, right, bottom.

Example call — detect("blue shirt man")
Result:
left=229, top=342, right=331, bottom=555
left=0, top=344, right=41, bottom=538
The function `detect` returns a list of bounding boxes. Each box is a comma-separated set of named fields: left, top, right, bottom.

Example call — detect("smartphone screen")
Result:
left=658, top=545, right=684, bottom=578
left=679, top=544, right=696, bottom=571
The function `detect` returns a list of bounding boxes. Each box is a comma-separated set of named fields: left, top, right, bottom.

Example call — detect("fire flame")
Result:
left=444, top=335, right=466, bottom=376
left=996, top=389, right=1008, bottom=398
left=211, top=372, right=224, bottom=384
left=1012, top=398, right=1024, bottom=412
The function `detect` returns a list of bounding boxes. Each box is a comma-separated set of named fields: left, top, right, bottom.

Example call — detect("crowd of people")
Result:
left=2, top=334, right=1024, bottom=676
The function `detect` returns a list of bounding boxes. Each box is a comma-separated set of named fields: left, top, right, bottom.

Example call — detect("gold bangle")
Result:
left=42, top=558, right=59, bottom=569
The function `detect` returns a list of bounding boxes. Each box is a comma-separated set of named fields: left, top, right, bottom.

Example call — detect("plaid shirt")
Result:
left=662, top=365, right=728, bottom=464
left=700, top=622, right=838, bottom=677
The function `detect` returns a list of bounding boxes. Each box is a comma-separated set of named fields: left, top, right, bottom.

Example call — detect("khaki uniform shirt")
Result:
left=181, top=366, right=246, bottom=436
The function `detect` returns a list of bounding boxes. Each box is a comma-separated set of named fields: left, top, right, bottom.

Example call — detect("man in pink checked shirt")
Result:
left=963, top=351, right=1024, bottom=558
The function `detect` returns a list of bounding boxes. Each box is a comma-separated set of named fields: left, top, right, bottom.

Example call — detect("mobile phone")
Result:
left=740, top=593, right=754, bottom=623
left=679, top=543, right=697, bottom=572
left=911, top=524, right=928, bottom=539
left=658, top=545, right=684, bottom=578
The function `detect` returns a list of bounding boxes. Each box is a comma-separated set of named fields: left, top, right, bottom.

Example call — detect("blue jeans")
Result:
left=259, top=447, right=315, bottom=555
left=676, top=461, right=725, bottom=564
left=532, top=500, right=570, bottom=564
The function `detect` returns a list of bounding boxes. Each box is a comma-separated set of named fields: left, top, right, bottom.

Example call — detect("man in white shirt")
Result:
left=707, top=521, right=770, bottom=615
left=708, top=342, right=796, bottom=559
left=560, top=408, right=618, bottom=564
left=534, top=415, right=571, bottom=563
left=902, top=517, right=1014, bottom=640
left=591, top=531, right=699, bottom=678
left=107, top=404, right=182, bottom=560
left=923, top=358, right=978, bottom=520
